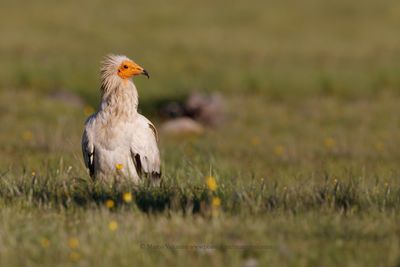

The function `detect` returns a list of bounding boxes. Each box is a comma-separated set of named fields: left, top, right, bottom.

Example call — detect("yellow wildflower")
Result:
left=22, top=130, right=33, bottom=141
left=115, top=163, right=123, bottom=171
left=31, top=171, right=36, bottom=176
left=122, top=192, right=133, bottom=203
left=83, top=105, right=95, bottom=116
left=274, top=145, right=285, bottom=157
left=211, top=198, right=221, bottom=217
left=251, top=136, right=261, bottom=146
left=205, top=176, right=218, bottom=191
left=212, top=197, right=221, bottom=208
left=324, top=137, right=336, bottom=150
left=69, top=251, right=81, bottom=261
left=40, top=237, right=50, bottom=248
left=108, top=220, right=118, bottom=231
left=105, top=199, right=115, bottom=209
left=68, top=238, right=79, bottom=249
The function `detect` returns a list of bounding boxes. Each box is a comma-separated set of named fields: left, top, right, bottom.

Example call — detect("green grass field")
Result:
left=2, top=0, right=400, bottom=266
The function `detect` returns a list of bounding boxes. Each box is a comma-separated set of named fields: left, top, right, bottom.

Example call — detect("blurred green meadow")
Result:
left=2, top=0, right=400, bottom=266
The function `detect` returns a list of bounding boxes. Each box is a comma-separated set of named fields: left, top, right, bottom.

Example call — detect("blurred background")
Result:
left=3, top=1, right=400, bottom=266
left=1, top=0, right=400, bottom=179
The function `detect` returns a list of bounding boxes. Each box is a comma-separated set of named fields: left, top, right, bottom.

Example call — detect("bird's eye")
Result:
left=123, top=65, right=128, bottom=69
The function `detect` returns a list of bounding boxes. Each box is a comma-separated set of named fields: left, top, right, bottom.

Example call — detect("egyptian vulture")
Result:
left=81, top=55, right=161, bottom=183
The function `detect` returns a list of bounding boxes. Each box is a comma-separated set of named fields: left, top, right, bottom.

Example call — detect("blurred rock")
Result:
left=159, top=101, right=185, bottom=118
left=160, top=117, right=204, bottom=136
left=185, top=92, right=225, bottom=127
left=243, top=258, right=259, bottom=267
left=48, top=89, right=85, bottom=108
left=158, top=91, right=225, bottom=127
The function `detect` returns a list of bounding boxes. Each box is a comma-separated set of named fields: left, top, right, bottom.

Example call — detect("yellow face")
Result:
left=117, top=60, right=149, bottom=79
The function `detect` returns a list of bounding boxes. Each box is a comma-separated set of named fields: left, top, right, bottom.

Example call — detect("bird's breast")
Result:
left=95, top=120, right=134, bottom=151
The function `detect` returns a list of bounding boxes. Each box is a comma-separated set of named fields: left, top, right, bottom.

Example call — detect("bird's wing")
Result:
left=82, top=116, right=95, bottom=178
left=130, top=115, right=161, bottom=180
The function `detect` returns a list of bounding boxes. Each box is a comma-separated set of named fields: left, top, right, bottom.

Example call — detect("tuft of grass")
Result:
left=1, top=168, right=400, bottom=215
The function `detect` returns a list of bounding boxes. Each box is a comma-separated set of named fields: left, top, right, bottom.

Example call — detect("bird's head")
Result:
left=117, top=59, right=149, bottom=79
left=101, top=54, right=149, bottom=80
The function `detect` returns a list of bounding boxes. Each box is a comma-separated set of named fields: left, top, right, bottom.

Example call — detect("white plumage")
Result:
left=81, top=55, right=160, bottom=183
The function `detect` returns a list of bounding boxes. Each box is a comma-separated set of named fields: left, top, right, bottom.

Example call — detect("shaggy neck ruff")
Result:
left=98, top=55, right=139, bottom=121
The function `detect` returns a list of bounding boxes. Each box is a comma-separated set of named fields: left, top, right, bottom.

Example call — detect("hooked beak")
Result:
left=142, top=69, right=150, bottom=79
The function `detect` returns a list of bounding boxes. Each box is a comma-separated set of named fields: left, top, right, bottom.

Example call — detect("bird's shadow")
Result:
left=14, top=175, right=211, bottom=215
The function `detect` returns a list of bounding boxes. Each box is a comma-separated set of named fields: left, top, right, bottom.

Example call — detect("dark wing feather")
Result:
left=130, top=120, right=161, bottom=181
left=132, top=152, right=142, bottom=177
left=82, top=129, right=95, bottom=178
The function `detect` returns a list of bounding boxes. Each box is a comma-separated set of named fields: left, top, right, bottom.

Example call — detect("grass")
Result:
left=2, top=0, right=400, bottom=266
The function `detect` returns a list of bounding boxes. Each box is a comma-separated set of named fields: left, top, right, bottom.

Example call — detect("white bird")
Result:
left=81, top=54, right=161, bottom=183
